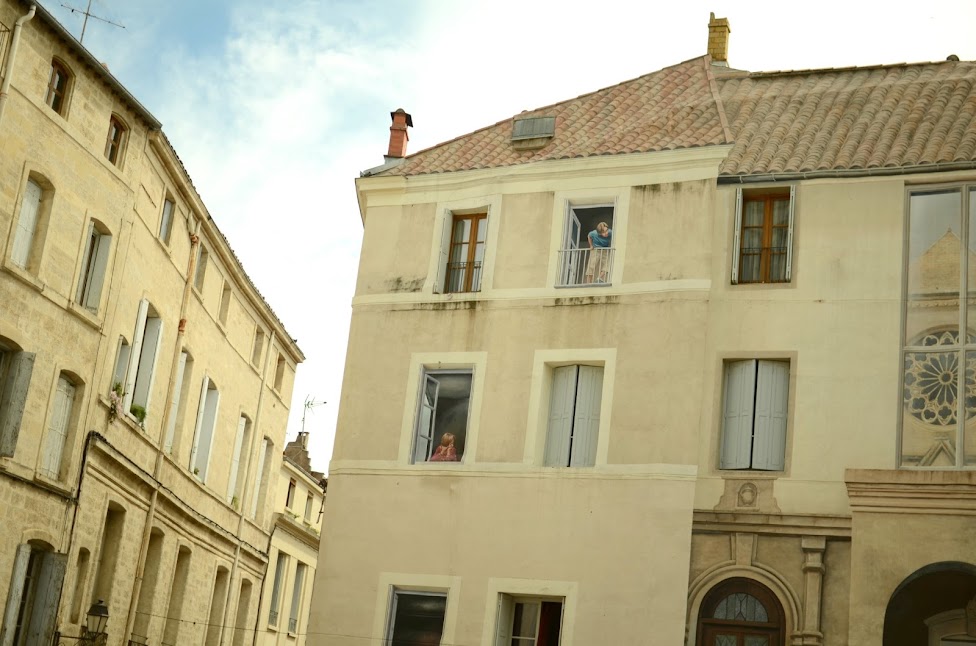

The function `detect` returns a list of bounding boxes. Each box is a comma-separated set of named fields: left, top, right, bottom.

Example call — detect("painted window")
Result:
left=40, top=374, right=76, bottom=479
left=0, top=340, right=35, bottom=458
left=45, top=60, right=70, bottom=115
left=902, top=186, right=976, bottom=468
left=720, top=360, right=789, bottom=471
left=194, top=244, right=208, bottom=291
left=104, top=115, right=127, bottom=166
left=544, top=365, right=603, bottom=467
left=442, top=212, right=487, bottom=293
left=696, top=578, right=785, bottom=646
left=285, top=478, right=296, bottom=508
left=159, top=197, right=175, bottom=245
left=386, top=590, right=447, bottom=646
left=268, top=551, right=288, bottom=627
left=731, top=187, right=796, bottom=284
left=495, top=596, right=563, bottom=646
left=288, top=562, right=306, bottom=633
left=558, top=204, right=615, bottom=287
left=75, top=220, right=112, bottom=312
left=189, top=376, right=219, bottom=481
left=11, top=178, right=46, bottom=271
left=122, top=300, right=164, bottom=425
left=413, top=369, right=472, bottom=464
left=227, top=414, right=250, bottom=505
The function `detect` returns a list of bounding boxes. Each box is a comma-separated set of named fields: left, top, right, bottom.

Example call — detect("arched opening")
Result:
left=884, top=561, right=976, bottom=645
left=696, top=578, right=785, bottom=646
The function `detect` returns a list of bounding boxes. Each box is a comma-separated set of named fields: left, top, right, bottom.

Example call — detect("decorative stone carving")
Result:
left=737, top=483, right=758, bottom=508
left=714, top=478, right=781, bottom=514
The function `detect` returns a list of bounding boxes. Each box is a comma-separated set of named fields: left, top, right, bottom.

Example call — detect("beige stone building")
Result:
left=0, top=1, right=303, bottom=645
left=256, top=432, right=326, bottom=646
left=310, top=15, right=976, bottom=646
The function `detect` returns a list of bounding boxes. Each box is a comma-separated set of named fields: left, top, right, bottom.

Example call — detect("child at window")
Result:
left=429, top=433, right=459, bottom=462
left=585, top=221, right=612, bottom=283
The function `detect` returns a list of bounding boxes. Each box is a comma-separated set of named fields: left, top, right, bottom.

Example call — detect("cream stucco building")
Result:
left=0, top=1, right=304, bottom=645
left=310, top=16, right=976, bottom=646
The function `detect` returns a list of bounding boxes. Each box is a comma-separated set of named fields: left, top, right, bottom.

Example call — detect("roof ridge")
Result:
left=744, top=59, right=972, bottom=79
left=703, top=55, right=733, bottom=145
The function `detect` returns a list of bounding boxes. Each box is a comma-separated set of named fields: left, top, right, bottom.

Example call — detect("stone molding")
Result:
left=846, top=468, right=976, bottom=515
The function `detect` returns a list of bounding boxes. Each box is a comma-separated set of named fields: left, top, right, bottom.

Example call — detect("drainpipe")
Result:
left=122, top=221, right=200, bottom=643
left=0, top=4, right=36, bottom=127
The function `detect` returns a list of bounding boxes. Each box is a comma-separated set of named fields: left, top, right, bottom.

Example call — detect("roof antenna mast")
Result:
left=301, top=395, right=327, bottom=435
left=61, top=0, right=125, bottom=44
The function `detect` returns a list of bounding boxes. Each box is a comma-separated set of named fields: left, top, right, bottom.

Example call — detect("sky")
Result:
left=41, top=0, right=976, bottom=473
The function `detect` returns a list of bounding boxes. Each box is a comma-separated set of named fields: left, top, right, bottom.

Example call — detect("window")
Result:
left=386, top=590, right=447, bottom=646
left=122, top=300, right=164, bottom=423
left=92, top=503, right=125, bottom=606
left=205, top=566, right=230, bottom=646
left=288, top=562, right=306, bottom=633
left=555, top=204, right=615, bottom=287
left=39, top=374, right=77, bottom=479
left=159, top=197, right=175, bottom=245
left=273, top=353, right=286, bottom=392
left=696, top=578, right=785, bottom=646
left=304, top=493, right=313, bottom=522
left=443, top=212, right=487, bottom=293
left=189, top=376, right=219, bottom=481
left=495, top=596, right=563, bottom=646
left=232, top=579, right=252, bottom=646
left=163, top=351, right=191, bottom=455
left=194, top=244, right=208, bottom=291
left=731, top=186, right=795, bottom=284
left=219, top=281, right=231, bottom=326
left=68, top=548, right=90, bottom=623
left=902, top=186, right=976, bottom=468
left=251, top=328, right=265, bottom=367
left=544, top=365, right=603, bottom=467
left=5, top=543, right=66, bottom=646
left=250, top=438, right=272, bottom=519
left=413, top=369, right=472, bottom=463
left=11, top=177, right=48, bottom=271
left=104, top=115, right=127, bottom=166
left=45, top=60, right=70, bottom=115
left=268, top=551, right=288, bottom=627
left=162, top=547, right=191, bottom=644
left=75, top=220, right=112, bottom=312
left=720, top=360, right=789, bottom=471
left=285, top=478, right=296, bottom=508
left=0, top=341, right=35, bottom=458
left=227, top=415, right=250, bottom=505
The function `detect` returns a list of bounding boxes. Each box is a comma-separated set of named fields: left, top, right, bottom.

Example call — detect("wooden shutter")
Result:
left=189, top=375, right=209, bottom=472
left=228, top=416, right=246, bottom=501
left=752, top=360, right=789, bottom=471
left=25, top=552, right=67, bottom=645
left=75, top=222, right=96, bottom=304
left=720, top=360, right=756, bottom=469
left=0, top=544, right=32, bottom=646
left=414, top=374, right=439, bottom=462
left=570, top=366, right=603, bottom=467
left=433, top=212, right=453, bottom=293
left=132, top=317, right=163, bottom=410
left=11, top=180, right=42, bottom=268
left=785, top=185, right=796, bottom=281
left=163, top=351, right=187, bottom=453
left=730, top=188, right=743, bottom=284
left=82, top=231, right=112, bottom=311
left=43, top=377, right=75, bottom=478
left=123, top=299, right=150, bottom=411
left=250, top=438, right=268, bottom=518
left=197, top=386, right=220, bottom=482
left=0, top=352, right=35, bottom=457
left=494, top=595, right=515, bottom=646
left=544, top=366, right=577, bottom=467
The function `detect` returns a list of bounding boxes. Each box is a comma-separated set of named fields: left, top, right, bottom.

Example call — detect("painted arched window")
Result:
left=46, top=59, right=71, bottom=115
left=697, top=578, right=785, bottom=646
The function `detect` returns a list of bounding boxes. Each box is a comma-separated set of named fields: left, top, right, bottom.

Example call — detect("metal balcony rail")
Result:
left=557, top=247, right=614, bottom=287
left=444, top=260, right=482, bottom=293
left=288, top=617, right=298, bottom=633
left=269, top=609, right=279, bottom=626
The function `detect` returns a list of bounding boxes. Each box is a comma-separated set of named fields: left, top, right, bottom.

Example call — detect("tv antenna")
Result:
left=61, top=0, right=125, bottom=44
left=301, top=396, right=327, bottom=434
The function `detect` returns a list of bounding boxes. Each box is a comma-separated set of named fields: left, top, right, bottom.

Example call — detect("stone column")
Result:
left=800, top=536, right=827, bottom=645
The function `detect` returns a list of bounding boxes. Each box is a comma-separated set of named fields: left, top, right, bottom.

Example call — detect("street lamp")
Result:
left=85, top=599, right=108, bottom=642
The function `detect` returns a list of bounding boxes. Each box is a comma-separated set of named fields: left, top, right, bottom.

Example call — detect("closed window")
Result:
left=104, top=115, right=127, bottom=166
left=40, top=374, right=77, bottom=479
left=288, top=562, right=306, bottom=633
left=189, top=377, right=219, bottom=481
left=227, top=415, right=250, bottom=505
left=443, top=212, right=486, bottom=293
left=0, top=341, right=35, bottom=458
left=75, top=220, right=112, bottom=312
left=219, top=281, right=231, bottom=326
left=251, top=328, right=265, bottom=367
left=11, top=177, right=49, bottom=271
left=268, top=551, right=288, bottom=627
left=7, top=544, right=66, bottom=646
left=304, top=493, right=313, bottom=522
left=194, top=244, right=208, bottom=291
left=273, top=353, right=286, bottom=392
left=558, top=204, right=615, bottom=287
left=495, top=596, right=563, bottom=646
left=159, top=198, right=175, bottom=244
left=696, top=578, right=785, bottom=646
left=45, top=60, right=70, bottom=115
left=285, top=478, right=296, bottom=508
left=121, top=300, right=164, bottom=424
left=413, top=369, right=472, bottom=463
left=720, top=360, right=789, bottom=471
left=386, top=590, right=447, bottom=646
left=544, top=365, right=603, bottom=467
left=249, top=437, right=273, bottom=519
left=731, top=187, right=796, bottom=284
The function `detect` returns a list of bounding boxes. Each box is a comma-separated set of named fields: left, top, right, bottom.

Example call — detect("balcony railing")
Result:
left=557, top=247, right=614, bottom=287
left=269, top=609, right=279, bottom=627
left=288, top=617, right=298, bottom=633
left=444, top=260, right=482, bottom=293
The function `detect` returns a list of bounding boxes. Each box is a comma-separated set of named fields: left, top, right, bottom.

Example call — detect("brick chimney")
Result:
left=708, top=12, right=731, bottom=66
left=387, top=108, right=413, bottom=159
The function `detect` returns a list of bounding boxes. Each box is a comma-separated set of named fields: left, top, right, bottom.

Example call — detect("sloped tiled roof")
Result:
left=717, top=61, right=976, bottom=177
left=377, top=57, right=976, bottom=179
left=383, top=56, right=731, bottom=176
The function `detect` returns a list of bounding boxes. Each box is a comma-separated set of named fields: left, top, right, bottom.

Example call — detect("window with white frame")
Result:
left=544, top=365, right=603, bottom=467
left=75, top=220, right=112, bottom=312
left=251, top=327, right=265, bottom=367
left=250, top=437, right=273, bottom=519
left=122, top=300, right=164, bottom=425
left=720, top=360, right=789, bottom=471
left=557, top=204, right=615, bottom=287
left=287, top=561, right=306, bottom=633
left=11, top=177, right=50, bottom=272
left=731, top=186, right=796, bottom=284
left=268, top=551, right=288, bottom=627
left=163, top=351, right=192, bottom=455
left=227, top=414, right=250, bottom=505
left=159, top=197, right=175, bottom=245
left=0, top=340, right=35, bottom=458
left=413, top=369, right=472, bottom=463
left=495, top=595, right=564, bottom=646
left=40, top=373, right=77, bottom=479
left=386, top=590, right=447, bottom=646
left=434, top=210, right=489, bottom=294
left=189, top=376, right=219, bottom=481
left=194, top=244, right=208, bottom=291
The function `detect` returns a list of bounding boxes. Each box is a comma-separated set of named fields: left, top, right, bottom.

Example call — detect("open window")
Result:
left=104, top=115, right=127, bottom=167
left=189, top=376, right=220, bottom=481
left=720, top=360, right=789, bottom=471
left=45, top=59, right=71, bottom=116
left=10, top=174, right=53, bottom=273
left=413, top=369, right=472, bottom=463
left=557, top=204, right=615, bottom=287
left=544, top=365, right=603, bottom=467
left=385, top=590, right=447, bottom=646
left=0, top=338, right=35, bottom=458
left=440, top=212, right=487, bottom=293
left=495, top=595, right=563, bottom=646
left=122, top=300, right=163, bottom=425
left=75, top=219, right=112, bottom=313
left=731, top=186, right=795, bottom=284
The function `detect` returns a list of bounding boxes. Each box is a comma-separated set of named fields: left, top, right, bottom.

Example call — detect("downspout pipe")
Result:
left=0, top=4, right=36, bottom=127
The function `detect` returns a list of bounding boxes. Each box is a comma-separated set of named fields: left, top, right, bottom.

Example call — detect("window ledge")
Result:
left=2, top=260, right=45, bottom=293
left=554, top=282, right=614, bottom=289
left=34, top=471, right=72, bottom=496
left=716, top=470, right=783, bottom=480
left=65, top=301, right=102, bottom=330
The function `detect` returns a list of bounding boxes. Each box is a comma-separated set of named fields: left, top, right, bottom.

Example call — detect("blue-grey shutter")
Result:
left=731, top=189, right=743, bottom=284
left=494, top=594, right=514, bottom=646
left=544, top=366, right=577, bottom=466
left=25, top=552, right=67, bottom=645
left=132, top=317, right=163, bottom=411
left=0, top=544, right=32, bottom=646
left=785, top=185, right=796, bottom=281
left=11, top=180, right=41, bottom=268
left=570, top=366, right=603, bottom=467
left=720, top=360, right=756, bottom=469
left=414, top=374, right=439, bottom=462
left=82, top=231, right=112, bottom=311
left=0, top=352, right=35, bottom=457
left=123, top=299, right=149, bottom=412
left=752, top=361, right=789, bottom=471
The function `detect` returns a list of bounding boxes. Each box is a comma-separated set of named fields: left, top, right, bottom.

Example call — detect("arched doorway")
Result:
left=884, top=561, right=976, bottom=646
left=696, top=578, right=786, bottom=646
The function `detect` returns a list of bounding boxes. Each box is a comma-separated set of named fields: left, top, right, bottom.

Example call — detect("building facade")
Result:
left=310, top=16, right=976, bottom=646
left=0, top=2, right=303, bottom=645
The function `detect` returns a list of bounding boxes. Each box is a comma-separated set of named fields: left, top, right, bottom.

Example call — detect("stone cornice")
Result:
left=845, top=468, right=976, bottom=515
left=692, top=510, right=851, bottom=538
